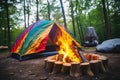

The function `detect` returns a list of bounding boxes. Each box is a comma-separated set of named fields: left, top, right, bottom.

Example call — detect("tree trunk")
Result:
left=5, top=0, right=11, bottom=49
left=4, top=25, right=7, bottom=45
left=47, top=0, right=50, bottom=20
left=36, top=0, right=39, bottom=21
left=77, top=0, right=85, bottom=43
left=75, top=0, right=81, bottom=43
left=27, top=0, right=30, bottom=26
left=60, top=0, right=67, bottom=29
left=24, top=0, right=26, bottom=28
left=70, top=0, right=76, bottom=37
left=106, top=0, right=111, bottom=37
left=102, top=0, right=111, bottom=39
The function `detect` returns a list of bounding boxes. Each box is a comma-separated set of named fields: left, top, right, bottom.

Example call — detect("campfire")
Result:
left=44, top=26, right=109, bottom=77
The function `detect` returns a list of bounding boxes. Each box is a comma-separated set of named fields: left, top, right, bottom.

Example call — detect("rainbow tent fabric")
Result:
left=11, top=20, right=80, bottom=60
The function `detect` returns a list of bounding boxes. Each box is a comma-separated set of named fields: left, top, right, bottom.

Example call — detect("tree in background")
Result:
left=69, top=0, right=76, bottom=37
left=47, top=0, right=50, bottom=20
left=110, top=0, right=120, bottom=38
left=36, top=0, right=39, bottom=21
left=0, top=0, right=23, bottom=48
left=102, top=0, right=111, bottom=39
left=60, top=0, right=67, bottom=28
left=24, top=0, right=26, bottom=28
left=27, top=0, right=31, bottom=26
left=0, top=0, right=120, bottom=48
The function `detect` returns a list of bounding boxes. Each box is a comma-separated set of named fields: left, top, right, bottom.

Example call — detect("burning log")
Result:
left=84, top=53, right=99, bottom=61
left=44, top=26, right=109, bottom=77
left=52, top=61, right=63, bottom=74
left=56, top=54, right=64, bottom=61
left=91, top=54, right=99, bottom=60
left=61, top=63, right=71, bottom=74
left=70, top=62, right=81, bottom=77
left=44, top=54, right=109, bottom=77
left=80, top=62, right=94, bottom=76
left=78, top=50, right=88, bottom=62
left=73, top=43, right=88, bottom=63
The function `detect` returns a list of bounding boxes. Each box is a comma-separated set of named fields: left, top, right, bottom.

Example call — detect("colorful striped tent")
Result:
left=11, top=20, right=80, bottom=60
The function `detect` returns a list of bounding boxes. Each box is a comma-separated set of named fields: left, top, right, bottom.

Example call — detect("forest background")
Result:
left=0, top=0, right=120, bottom=49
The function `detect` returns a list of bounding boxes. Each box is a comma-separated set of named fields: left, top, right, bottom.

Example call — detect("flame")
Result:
left=54, top=25, right=82, bottom=63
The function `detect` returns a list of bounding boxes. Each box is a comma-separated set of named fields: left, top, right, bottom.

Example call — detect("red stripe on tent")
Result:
left=35, top=35, right=49, bottom=53
left=11, top=26, right=32, bottom=53
left=11, top=32, right=28, bottom=53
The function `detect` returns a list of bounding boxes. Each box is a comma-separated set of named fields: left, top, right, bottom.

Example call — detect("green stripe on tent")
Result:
left=19, top=20, right=53, bottom=55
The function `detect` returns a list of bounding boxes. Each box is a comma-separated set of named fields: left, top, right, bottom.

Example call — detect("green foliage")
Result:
left=68, top=0, right=120, bottom=43
left=0, top=0, right=120, bottom=47
left=11, top=26, right=24, bottom=45
left=88, top=4, right=106, bottom=42
left=110, top=0, right=120, bottom=38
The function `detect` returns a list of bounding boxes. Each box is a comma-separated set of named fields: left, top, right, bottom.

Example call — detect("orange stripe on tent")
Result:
left=24, top=24, right=53, bottom=55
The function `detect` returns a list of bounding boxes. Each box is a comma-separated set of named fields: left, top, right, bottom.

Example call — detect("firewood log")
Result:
left=84, top=53, right=93, bottom=61
left=99, top=56, right=109, bottom=72
left=98, top=60, right=106, bottom=73
left=91, top=54, right=99, bottom=60
left=52, top=61, right=63, bottom=74
left=57, top=54, right=64, bottom=61
left=44, top=59, right=48, bottom=69
left=90, top=60, right=99, bottom=74
left=44, top=56, right=56, bottom=69
left=73, top=45, right=88, bottom=62
left=70, top=62, right=81, bottom=77
left=80, top=62, right=94, bottom=76
left=83, top=53, right=90, bottom=61
left=45, top=59, right=55, bottom=73
left=61, top=63, right=71, bottom=74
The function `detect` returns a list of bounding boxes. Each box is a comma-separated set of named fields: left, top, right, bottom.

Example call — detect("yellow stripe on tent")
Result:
left=24, top=24, right=53, bottom=55
left=15, top=33, right=29, bottom=54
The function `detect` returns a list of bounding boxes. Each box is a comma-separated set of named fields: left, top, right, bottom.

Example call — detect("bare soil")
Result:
left=0, top=50, right=120, bottom=80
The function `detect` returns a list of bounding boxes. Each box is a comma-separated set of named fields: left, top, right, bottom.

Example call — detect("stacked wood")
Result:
left=83, top=53, right=90, bottom=60
left=70, top=62, right=81, bottom=77
left=80, top=62, right=94, bottom=76
left=44, top=55, right=55, bottom=69
left=84, top=53, right=99, bottom=61
left=99, top=55, right=109, bottom=72
left=61, top=63, right=71, bottom=74
left=90, top=60, right=99, bottom=74
left=91, top=54, right=99, bottom=60
left=57, top=54, right=64, bottom=61
left=52, top=61, right=63, bottom=74
left=98, top=60, right=106, bottom=73
left=44, top=54, right=109, bottom=77
left=45, top=59, right=55, bottom=73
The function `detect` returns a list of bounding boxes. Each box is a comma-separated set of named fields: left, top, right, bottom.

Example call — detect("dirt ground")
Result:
left=0, top=50, right=120, bottom=80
